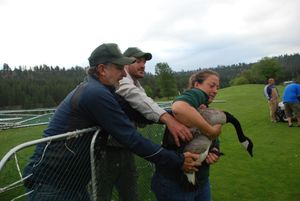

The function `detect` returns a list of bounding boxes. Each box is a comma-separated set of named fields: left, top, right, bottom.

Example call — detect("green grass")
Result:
left=0, top=126, right=46, bottom=158
left=0, top=126, right=46, bottom=201
left=1, top=84, right=299, bottom=201
left=209, top=84, right=300, bottom=201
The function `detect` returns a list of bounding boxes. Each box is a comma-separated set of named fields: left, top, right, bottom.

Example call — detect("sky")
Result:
left=1, top=0, right=300, bottom=73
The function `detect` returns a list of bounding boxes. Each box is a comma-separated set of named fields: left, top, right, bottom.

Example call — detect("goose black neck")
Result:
left=224, top=111, right=246, bottom=142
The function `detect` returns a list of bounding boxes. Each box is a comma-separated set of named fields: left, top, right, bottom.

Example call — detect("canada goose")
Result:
left=163, top=108, right=253, bottom=186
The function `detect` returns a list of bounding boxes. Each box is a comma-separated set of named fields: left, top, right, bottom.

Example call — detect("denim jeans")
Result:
left=151, top=171, right=211, bottom=201
left=26, top=183, right=90, bottom=201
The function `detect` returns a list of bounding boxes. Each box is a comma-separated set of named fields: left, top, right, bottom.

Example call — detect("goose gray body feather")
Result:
left=183, top=108, right=253, bottom=185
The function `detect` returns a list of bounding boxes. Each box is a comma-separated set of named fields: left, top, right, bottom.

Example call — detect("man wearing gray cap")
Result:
left=96, top=47, right=193, bottom=201
left=23, top=43, right=199, bottom=201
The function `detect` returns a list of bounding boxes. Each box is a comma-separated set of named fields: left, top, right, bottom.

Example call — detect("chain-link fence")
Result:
left=0, top=122, right=166, bottom=201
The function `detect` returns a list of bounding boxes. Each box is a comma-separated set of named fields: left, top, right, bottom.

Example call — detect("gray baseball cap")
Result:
left=89, top=43, right=135, bottom=67
left=123, top=47, right=152, bottom=61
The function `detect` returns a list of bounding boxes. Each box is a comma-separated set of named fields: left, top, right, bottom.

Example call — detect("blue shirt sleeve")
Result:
left=80, top=84, right=184, bottom=169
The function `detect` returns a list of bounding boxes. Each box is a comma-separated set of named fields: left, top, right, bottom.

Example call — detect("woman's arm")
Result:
left=172, top=101, right=222, bottom=139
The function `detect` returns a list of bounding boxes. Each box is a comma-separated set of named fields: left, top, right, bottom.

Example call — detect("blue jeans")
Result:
left=26, top=183, right=90, bottom=201
left=151, top=171, right=211, bottom=201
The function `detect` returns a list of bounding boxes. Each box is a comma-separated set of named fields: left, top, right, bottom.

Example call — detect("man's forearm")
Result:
left=159, top=112, right=172, bottom=124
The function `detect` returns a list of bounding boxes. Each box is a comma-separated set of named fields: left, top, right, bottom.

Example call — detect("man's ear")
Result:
left=97, top=64, right=106, bottom=77
left=194, top=81, right=201, bottom=88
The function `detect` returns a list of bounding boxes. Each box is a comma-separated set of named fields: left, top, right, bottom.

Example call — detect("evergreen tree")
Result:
left=3, top=63, right=11, bottom=71
left=155, top=62, right=178, bottom=98
left=0, top=53, right=299, bottom=109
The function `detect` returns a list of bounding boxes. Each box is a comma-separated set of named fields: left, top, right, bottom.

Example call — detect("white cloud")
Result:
left=0, top=0, right=299, bottom=73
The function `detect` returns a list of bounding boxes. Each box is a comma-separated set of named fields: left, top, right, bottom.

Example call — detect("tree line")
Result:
left=1, top=54, right=299, bottom=109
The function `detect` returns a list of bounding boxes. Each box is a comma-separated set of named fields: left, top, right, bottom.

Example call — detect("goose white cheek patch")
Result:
left=241, top=141, right=249, bottom=149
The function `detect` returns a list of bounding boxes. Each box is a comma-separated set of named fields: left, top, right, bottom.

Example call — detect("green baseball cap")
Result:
left=123, top=47, right=152, bottom=61
left=88, top=43, right=135, bottom=67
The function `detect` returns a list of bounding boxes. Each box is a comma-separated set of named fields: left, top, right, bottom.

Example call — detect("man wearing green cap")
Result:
left=23, top=43, right=199, bottom=201
left=96, top=47, right=193, bottom=201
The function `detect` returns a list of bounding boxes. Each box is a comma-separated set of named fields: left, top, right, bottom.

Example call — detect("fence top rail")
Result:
left=0, top=108, right=56, bottom=114
left=0, top=117, right=23, bottom=122
left=0, top=127, right=99, bottom=171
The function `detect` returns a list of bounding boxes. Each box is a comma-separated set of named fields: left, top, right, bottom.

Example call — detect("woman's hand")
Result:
left=205, top=148, right=221, bottom=164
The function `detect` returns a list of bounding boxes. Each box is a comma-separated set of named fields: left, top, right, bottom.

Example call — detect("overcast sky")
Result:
left=1, top=0, right=299, bottom=73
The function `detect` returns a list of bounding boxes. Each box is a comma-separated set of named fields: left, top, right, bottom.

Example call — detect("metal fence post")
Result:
left=90, top=129, right=100, bottom=201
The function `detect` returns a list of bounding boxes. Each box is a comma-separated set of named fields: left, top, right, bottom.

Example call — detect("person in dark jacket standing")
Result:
left=22, top=43, right=199, bottom=201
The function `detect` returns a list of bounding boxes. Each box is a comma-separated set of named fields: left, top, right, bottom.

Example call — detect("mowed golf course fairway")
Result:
left=0, top=84, right=299, bottom=201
